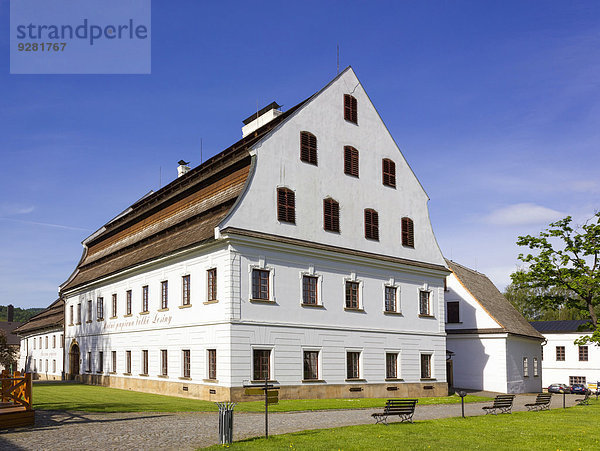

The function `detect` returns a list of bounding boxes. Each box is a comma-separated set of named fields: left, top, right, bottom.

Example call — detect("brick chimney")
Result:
left=7, top=304, right=14, bottom=322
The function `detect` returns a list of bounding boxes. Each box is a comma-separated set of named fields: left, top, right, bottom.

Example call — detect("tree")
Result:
left=511, top=212, right=600, bottom=344
left=0, top=330, right=18, bottom=371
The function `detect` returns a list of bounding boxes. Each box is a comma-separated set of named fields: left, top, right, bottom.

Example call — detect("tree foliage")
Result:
left=0, top=331, right=18, bottom=370
left=511, top=212, right=600, bottom=344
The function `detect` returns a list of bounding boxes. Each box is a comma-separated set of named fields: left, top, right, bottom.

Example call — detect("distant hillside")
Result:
left=0, top=305, right=45, bottom=323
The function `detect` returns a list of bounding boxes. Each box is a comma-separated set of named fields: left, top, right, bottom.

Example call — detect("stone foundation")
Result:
left=72, top=373, right=448, bottom=401
left=32, top=373, right=63, bottom=381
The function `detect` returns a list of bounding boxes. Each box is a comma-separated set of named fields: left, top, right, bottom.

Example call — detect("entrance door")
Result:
left=446, top=360, right=454, bottom=388
left=69, top=343, right=80, bottom=379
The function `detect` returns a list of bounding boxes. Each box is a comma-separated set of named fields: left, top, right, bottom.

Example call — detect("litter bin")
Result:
left=216, top=402, right=236, bottom=444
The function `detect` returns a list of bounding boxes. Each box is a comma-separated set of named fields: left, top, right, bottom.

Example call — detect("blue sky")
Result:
left=1, top=0, right=599, bottom=309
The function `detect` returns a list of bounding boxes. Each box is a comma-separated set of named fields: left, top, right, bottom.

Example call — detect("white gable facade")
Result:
left=60, top=68, right=449, bottom=401
left=445, top=263, right=543, bottom=394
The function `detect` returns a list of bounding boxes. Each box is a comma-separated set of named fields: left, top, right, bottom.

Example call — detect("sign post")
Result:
left=243, top=379, right=279, bottom=439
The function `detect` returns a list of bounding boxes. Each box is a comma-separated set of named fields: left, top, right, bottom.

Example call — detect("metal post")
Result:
left=563, top=391, right=566, bottom=409
left=264, top=374, right=269, bottom=439
left=461, top=396, right=465, bottom=418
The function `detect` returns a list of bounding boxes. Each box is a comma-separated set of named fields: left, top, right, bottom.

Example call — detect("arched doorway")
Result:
left=69, top=342, right=80, bottom=379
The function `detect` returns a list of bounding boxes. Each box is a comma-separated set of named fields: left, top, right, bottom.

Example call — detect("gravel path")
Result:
left=0, top=393, right=582, bottom=450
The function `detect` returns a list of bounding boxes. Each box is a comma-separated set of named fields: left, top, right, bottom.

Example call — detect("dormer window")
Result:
left=344, top=146, right=359, bottom=177
left=364, top=208, right=379, bottom=241
left=382, top=158, right=396, bottom=188
left=300, top=131, right=317, bottom=165
left=323, top=198, right=340, bottom=232
left=277, top=188, right=295, bottom=223
left=344, top=94, right=357, bottom=124
left=401, top=217, right=414, bottom=247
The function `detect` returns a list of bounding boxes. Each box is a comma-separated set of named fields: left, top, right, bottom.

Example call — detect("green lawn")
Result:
left=206, top=400, right=600, bottom=450
left=32, top=383, right=490, bottom=413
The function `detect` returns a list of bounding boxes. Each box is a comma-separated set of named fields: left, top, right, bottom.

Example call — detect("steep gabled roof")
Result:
left=13, top=299, right=63, bottom=336
left=446, top=259, right=544, bottom=340
left=60, top=96, right=309, bottom=293
left=530, top=320, right=593, bottom=333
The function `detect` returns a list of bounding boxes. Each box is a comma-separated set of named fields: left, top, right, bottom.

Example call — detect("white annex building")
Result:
left=14, top=299, right=65, bottom=380
left=445, top=260, right=544, bottom=394
left=59, top=67, right=451, bottom=401
left=530, top=320, right=600, bottom=388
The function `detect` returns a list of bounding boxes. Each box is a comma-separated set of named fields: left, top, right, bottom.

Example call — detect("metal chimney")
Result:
left=7, top=304, right=14, bottom=322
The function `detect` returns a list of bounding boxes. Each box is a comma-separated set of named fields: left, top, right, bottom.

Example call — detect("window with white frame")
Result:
left=303, top=350, right=319, bottom=380
left=126, top=290, right=132, bottom=315
left=386, top=352, right=399, bottom=379
left=97, top=297, right=104, bottom=320
left=112, top=351, right=117, bottom=373
left=345, top=281, right=360, bottom=309
left=533, top=357, right=539, bottom=377
left=182, top=349, right=191, bottom=378
left=420, top=353, right=432, bottom=379
left=251, top=268, right=270, bottom=300
left=253, top=349, right=271, bottom=381
left=419, top=290, right=431, bottom=316
left=126, top=350, right=131, bottom=374
left=182, top=275, right=191, bottom=305
left=161, top=281, right=168, bottom=309
left=207, top=349, right=217, bottom=380
left=141, top=350, right=149, bottom=375
left=98, top=351, right=104, bottom=373
left=302, top=275, right=318, bottom=305
left=161, top=349, right=168, bottom=376
left=523, top=357, right=529, bottom=377
left=87, top=351, right=92, bottom=372
left=111, top=293, right=117, bottom=317
left=77, top=303, right=81, bottom=323
left=346, top=351, right=361, bottom=379
left=384, top=285, right=398, bottom=313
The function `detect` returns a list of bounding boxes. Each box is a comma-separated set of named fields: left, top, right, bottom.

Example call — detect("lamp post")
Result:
left=457, top=390, right=467, bottom=418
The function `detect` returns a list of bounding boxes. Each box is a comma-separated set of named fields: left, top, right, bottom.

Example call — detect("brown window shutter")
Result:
left=344, top=94, right=358, bottom=124
left=344, top=146, right=359, bottom=177
left=382, top=159, right=396, bottom=187
left=300, top=131, right=318, bottom=165
left=277, top=188, right=295, bottom=223
left=402, top=217, right=414, bottom=247
left=323, top=198, right=340, bottom=232
left=365, top=209, right=379, bottom=240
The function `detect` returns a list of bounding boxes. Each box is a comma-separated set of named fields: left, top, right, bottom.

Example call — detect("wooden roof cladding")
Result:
left=60, top=96, right=311, bottom=293
left=13, top=299, right=64, bottom=336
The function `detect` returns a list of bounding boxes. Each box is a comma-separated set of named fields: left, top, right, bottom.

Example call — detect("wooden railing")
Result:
left=0, top=370, right=32, bottom=410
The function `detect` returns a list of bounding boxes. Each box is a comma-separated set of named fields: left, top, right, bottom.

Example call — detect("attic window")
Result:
left=300, top=131, right=317, bottom=165
left=382, top=159, right=396, bottom=188
left=323, top=198, right=340, bottom=232
left=277, top=188, right=295, bottom=224
left=344, top=94, right=358, bottom=124
left=401, top=217, right=414, bottom=247
left=344, top=146, right=359, bottom=177
left=364, top=208, right=379, bottom=241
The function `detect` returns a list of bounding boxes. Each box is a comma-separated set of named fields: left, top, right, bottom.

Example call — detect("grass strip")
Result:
left=205, top=400, right=600, bottom=450
left=32, top=383, right=490, bottom=413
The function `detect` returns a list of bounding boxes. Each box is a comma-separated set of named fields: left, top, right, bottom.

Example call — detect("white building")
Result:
left=59, top=67, right=450, bottom=401
left=445, top=260, right=544, bottom=393
left=14, top=299, right=65, bottom=380
left=530, top=320, right=600, bottom=388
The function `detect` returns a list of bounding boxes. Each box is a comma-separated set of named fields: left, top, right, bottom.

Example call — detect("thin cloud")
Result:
left=0, top=203, right=35, bottom=216
left=483, top=203, right=564, bottom=226
left=0, top=217, right=91, bottom=232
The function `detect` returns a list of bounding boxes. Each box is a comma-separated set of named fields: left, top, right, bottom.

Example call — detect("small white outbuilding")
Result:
left=445, top=260, right=544, bottom=393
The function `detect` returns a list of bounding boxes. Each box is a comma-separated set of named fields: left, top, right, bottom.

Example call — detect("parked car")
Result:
left=570, top=384, right=589, bottom=394
left=548, top=383, right=570, bottom=393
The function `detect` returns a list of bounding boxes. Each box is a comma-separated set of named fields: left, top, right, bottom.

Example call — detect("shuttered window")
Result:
left=364, top=209, right=379, bottom=240
left=382, top=158, right=396, bottom=187
left=344, top=146, right=359, bottom=177
left=344, top=94, right=358, bottom=124
left=300, top=131, right=317, bottom=165
left=323, top=198, right=340, bottom=232
left=277, top=188, right=295, bottom=223
left=401, top=217, right=414, bottom=247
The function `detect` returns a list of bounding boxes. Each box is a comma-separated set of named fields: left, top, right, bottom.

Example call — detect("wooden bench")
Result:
left=372, top=399, right=418, bottom=425
left=525, top=393, right=552, bottom=411
left=576, top=391, right=591, bottom=406
left=482, top=394, right=515, bottom=415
